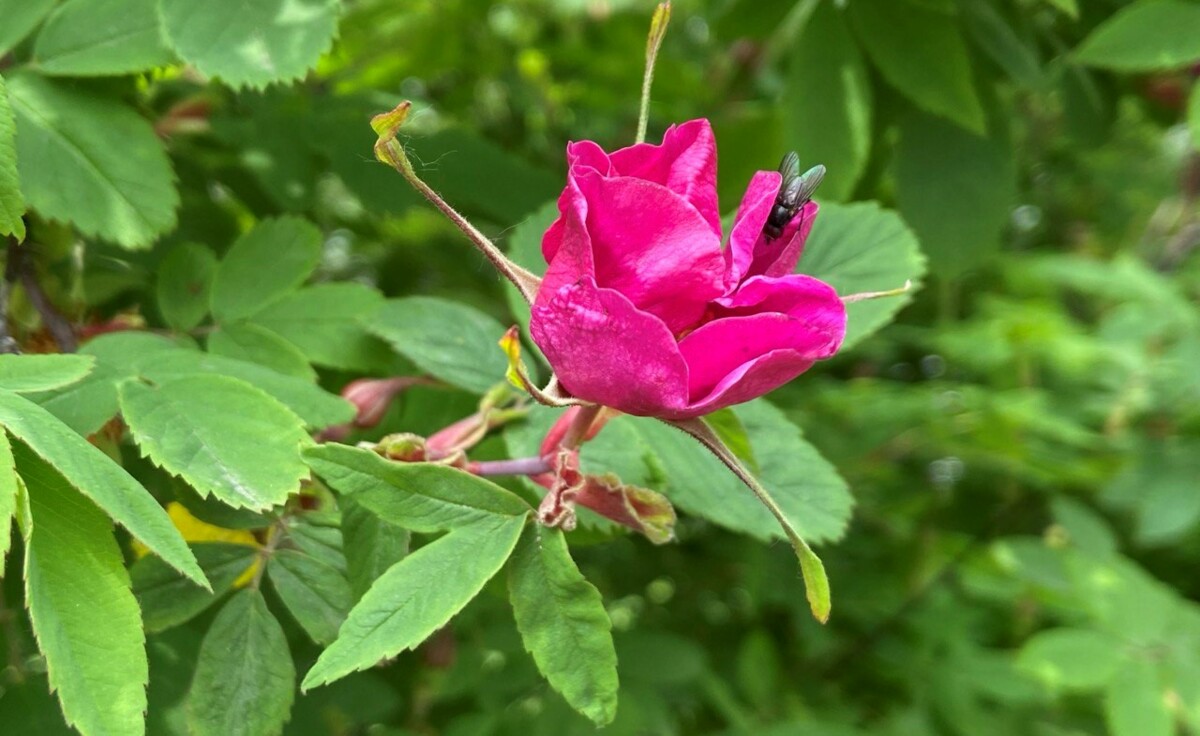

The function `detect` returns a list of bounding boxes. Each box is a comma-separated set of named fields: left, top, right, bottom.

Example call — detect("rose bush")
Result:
left=530, top=119, right=847, bottom=419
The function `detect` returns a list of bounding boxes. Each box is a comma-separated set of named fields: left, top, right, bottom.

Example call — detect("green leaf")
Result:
left=24, top=359, right=124, bottom=436
left=782, top=1, right=872, bottom=201
left=895, top=111, right=1016, bottom=275
left=249, top=283, right=390, bottom=371
left=369, top=297, right=510, bottom=394
left=0, top=354, right=93, bottom=392
left=341, top=498, right=410, bottom=600
left=268, top=548, right=353, bottom=645
left=143, top=628, right=202, bottom=736
left=508, top=524, right=618, bottom=726
left=1067, top=554, right=1173, bottom=646
left=0, top=0, right=56, bottom=56
left=145, top=350, right=353, bottom=429
left=208, top=322, right=316, bottom=380
left=210, top=94, right=319, bottom=211
left=0, top=433, right=14, bottom=568
left=627, top=400, right=852, bottom=545
left=32, top=0, right=174, bottom=77
left=736, top=629, right=782, bottom=712
left=132, top=542, right=259, bottom=633
left=798, top=201, right=926, bottom=350
left=73, top=332, right=353, bottom=429
left=0, top=390, right=205, bottom=585
left=1105, top=658, right=1172, bottom=736
left=1016, top=628, right=1123, bottom=690
left=7, top=71, right=178, bottom=249
left=17, top=442, right=148, bottom=736
left=120, top=374, right=310, bottom=511
left=0, top=74, right=25, bottom=241
left=157, top=243, right=218, bottom=332
left=1050, top=497, right=1117, bottom=559
left=301, top=515, right=525, bottom=690
left=1113, top=442, right=1200, bottom=547
left=186, top=589, right=296, bottom=736
left=160, top=0, right=340, bottom=89
left=848, top=0, right=984, bottom=133
left=210, top=217, right=323, bottom=323
left=961, top=0, right=1044, bottom=88
left=79, top=329, right=184, bottom=373
left=283, top=516, right=347, bottom=572
left=1075, top=0, right=1200, bottom=72
left=1059, top=62, right=1118, bottom=147
left=304, top=444, right=531, bottom=533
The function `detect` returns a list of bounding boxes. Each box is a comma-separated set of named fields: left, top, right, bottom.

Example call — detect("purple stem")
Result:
left=470, top=456, right=553, bottom=477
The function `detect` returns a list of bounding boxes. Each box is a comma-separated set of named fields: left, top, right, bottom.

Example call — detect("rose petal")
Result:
left=566, top=139, right=614, bottom=175
left=544, top=169, right=726, bottom=333
left=685, top=349, right=820, bottom=417
left=747, top=200, right=819, bottom=279
left=607, top=119, right=721, bottom=238
left=542, top=141, right=615, bottom=264
left=715, top=273, right=844, bottom=320
left=678, top=274, right=846, bottom=413
left=531, top=277, right=690, bottom=417
left=677, top=312, right=834, bottom=403
left=725, top=170, right=783, bottom=286
left=539, top=175, right=596, bottom=298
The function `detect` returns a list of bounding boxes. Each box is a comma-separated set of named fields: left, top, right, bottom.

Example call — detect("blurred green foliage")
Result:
left=2, top=0, right=1200, bottom=735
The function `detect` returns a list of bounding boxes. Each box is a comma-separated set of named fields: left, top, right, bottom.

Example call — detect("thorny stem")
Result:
left=371, top=103, right=542, bottom=304
left=470, top=456, right=553, bottom=477
left=669, top=416, right=831, bottom=623
left=636, top=2, right=671, bottom=144
left=6, top=239, right=77, bottom=352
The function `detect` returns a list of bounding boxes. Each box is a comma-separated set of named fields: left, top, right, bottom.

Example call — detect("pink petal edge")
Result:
left=530, top=277, right=691, bottom=417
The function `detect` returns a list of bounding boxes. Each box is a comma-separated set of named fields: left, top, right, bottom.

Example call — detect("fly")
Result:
left=764, top=152, right=825, bottom=240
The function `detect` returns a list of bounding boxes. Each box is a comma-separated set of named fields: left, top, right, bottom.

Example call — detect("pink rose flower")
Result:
left=530, top=119, right=846, bottom=420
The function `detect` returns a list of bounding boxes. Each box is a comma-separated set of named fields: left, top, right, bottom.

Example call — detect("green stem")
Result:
left=636, top=3, right=672, bottom=144
left=668, top=416, right=831, bottom=623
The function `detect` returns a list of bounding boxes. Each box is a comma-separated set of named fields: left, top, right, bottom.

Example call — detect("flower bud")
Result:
left=341, top=377, right=415, bottom=428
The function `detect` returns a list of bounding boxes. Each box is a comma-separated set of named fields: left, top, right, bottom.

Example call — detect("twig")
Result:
left=6, top=240, right=76, bottom=352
